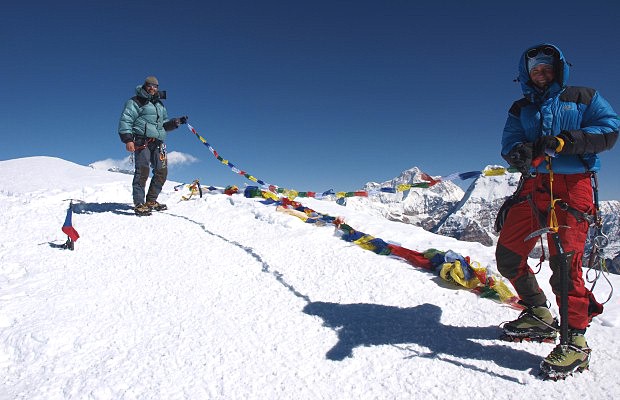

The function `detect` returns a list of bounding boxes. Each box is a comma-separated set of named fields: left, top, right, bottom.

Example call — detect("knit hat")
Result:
left=144, top=76, right=159, bottom=86
left=527, top=53, right=554, bottom=73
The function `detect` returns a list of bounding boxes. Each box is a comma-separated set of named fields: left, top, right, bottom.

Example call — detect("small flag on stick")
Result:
left=61, top=202, right=79, bottom=249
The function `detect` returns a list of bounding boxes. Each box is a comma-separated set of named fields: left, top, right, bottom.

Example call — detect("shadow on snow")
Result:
left=303, top=302, right=541, bottom=380
left=155, top=212, right=541, bottom=382
left=72, top=202, right=134, bottom=216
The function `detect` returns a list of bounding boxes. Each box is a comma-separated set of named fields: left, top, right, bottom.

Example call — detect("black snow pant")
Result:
left=132, top=139, right=167, bottom=206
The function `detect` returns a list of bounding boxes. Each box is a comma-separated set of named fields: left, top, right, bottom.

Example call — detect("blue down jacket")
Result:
left=118, top=85, right=173, bottom=143
left=501, top=43, right=619, bottom=174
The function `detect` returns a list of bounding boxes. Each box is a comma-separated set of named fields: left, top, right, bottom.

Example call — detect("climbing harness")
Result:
left=134, top=136, right=155, bottom=152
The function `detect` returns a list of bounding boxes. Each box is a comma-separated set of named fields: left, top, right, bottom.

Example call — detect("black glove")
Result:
left=172, top=116, right=188, bottom=128
left=505, top=143, right=533, bottom=173
left=534, top=136, right=560, bottom=157
left=556, top=131, right=577, bottom=154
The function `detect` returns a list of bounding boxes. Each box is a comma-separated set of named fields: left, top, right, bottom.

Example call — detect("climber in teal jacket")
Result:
left=117, top=76, right=187, bottom=215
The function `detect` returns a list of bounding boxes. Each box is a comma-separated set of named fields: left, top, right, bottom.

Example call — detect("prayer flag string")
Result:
left=186, top=124, right=519, bottom=201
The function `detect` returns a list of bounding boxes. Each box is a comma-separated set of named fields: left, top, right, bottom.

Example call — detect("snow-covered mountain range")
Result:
left=345, top=167, right=620, bottom=273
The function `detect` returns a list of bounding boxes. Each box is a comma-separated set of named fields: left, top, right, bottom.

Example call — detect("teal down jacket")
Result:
left=501, top=43, right=619, bottom=174
left=118, top=85, right=174, bottom=143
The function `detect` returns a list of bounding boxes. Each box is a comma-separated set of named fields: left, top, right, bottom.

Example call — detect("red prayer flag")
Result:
left=387, top=244, right=433, bottom=270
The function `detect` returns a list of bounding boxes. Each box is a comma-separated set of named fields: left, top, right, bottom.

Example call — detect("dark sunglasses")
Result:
left=526, top=46, right=557, bottom=59
left=145, top=83, right=159, bottom=89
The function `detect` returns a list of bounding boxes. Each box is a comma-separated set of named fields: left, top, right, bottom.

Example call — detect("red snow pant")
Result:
left=496, top=173, right=602, bottom=330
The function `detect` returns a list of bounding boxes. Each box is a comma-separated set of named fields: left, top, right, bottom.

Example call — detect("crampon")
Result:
left=539, top=358, right=590, bottom=380
left=499, top=332, right=557, bottom=344
left=539, top=341, right=591, bottom=381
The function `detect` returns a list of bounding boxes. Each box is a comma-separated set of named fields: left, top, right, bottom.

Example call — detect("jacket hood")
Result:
left=518, top=43, right=570, bottom=99
left=135, top=85, right=161, bottom=102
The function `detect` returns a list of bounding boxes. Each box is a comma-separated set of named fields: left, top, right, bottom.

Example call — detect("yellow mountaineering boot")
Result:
left=540, top=330, right=590, bottom=380
left=501, top=304, right=558, bottom=342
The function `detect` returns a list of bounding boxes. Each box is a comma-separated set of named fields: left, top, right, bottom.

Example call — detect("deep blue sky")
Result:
left=3, top=1, right=619, bottom=199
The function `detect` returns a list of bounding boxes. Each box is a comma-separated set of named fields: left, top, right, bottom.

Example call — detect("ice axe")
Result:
left=524, top=225, right=569, bottom=242
left=549, top=230, right=571, bottom=346
left=525, top=226, right=571, bottom=346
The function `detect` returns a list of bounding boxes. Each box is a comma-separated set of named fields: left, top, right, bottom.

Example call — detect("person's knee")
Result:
left=496, top=243, right=522, bottom=279
left=153, top=167, right=167, bottom=183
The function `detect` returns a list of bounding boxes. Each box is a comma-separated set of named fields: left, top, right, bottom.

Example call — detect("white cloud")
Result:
left=89, top=151, right=198, bottom=172
left=166, top=151, right=199, bottom=166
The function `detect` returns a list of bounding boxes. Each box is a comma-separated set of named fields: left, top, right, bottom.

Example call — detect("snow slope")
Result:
left=1, top=156, right=619, bottom=399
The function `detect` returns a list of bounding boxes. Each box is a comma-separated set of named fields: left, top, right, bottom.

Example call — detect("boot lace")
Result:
left=505, top=306, right=558, bottom=330
left=546, top=343, right=590, bottom=363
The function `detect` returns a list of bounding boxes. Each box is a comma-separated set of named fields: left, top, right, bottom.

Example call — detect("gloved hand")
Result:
left=172, top=116, right=189, bottom=128
left=557, top=131, right=576, bottom=154
left=534, top=135, right=561, bottom=158
left=505, top=143, right=533, bottom=173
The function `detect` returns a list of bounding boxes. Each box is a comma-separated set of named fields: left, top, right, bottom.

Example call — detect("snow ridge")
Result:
left=1, top=157, right=619, bottom=399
